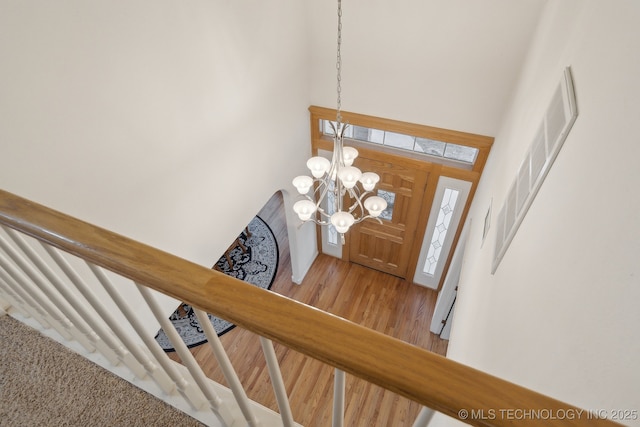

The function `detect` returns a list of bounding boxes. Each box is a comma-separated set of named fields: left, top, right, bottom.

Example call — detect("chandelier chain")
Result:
left=336, top=0, right=343, bottom=125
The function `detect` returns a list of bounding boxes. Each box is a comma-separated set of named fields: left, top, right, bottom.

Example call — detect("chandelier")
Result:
left=292, top=0, right=387, bottom=242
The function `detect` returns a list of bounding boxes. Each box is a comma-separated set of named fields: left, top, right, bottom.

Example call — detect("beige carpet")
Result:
left=0, top=315, right=206, bottom=427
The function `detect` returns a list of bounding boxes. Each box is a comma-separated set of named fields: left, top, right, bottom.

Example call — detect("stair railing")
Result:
left=0, top=189, right=623, bottom=427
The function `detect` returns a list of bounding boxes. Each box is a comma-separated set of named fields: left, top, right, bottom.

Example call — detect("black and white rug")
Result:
left=154, top=216, right=279, bottom=352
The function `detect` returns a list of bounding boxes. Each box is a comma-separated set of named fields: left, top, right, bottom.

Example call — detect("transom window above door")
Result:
left=321, top=120, right=479, bottom=165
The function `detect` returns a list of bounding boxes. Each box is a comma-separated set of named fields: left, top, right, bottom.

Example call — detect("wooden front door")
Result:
left=347, top=156, right=429, bottom=278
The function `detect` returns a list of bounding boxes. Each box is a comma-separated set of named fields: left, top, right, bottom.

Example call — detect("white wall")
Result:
left=308, top=0, right=545, bottom=137
left=438, top=1, right=640, bottom=425
left=0, top=0, right=309, bottom=264
left=0, top=0, right=312, bottom=328
left=0, top=0, right=310, bottom=266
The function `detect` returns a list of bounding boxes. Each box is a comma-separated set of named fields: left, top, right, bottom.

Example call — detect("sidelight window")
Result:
left=414, top=177, right=472, bottom=289
left=423, top=188, right=460, bottom=275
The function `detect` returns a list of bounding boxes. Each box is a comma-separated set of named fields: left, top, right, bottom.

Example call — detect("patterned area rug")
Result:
left=154, top=216, right=278, bottom=352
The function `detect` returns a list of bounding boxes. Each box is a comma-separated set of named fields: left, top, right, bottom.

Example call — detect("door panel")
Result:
left=348, top=157, right=429, bottom=278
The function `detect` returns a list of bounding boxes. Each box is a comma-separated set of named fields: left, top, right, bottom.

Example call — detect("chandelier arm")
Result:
left=296, top=193, right=332, bottom=222
left=333, top=127, right=349, bottom=214
left=328, top=120, right=338, bottom=136
left=296, top=217, right=332, bottom=230
left=346, top=186, right=377, bottom=216
left=315, top=207, right=332, bottom=220
left=332, top=133, right=345, bottom=170
left=352, top=215, right=384, bottom=226
left=296, top=193, right=332, bottom=224
left=309, top=174, right=343, bottom=222
left=345, top=187, right=364, bottom=215
left=339, top=122, right=349, bottom=139
left=313, top=178, right=334, bottom=211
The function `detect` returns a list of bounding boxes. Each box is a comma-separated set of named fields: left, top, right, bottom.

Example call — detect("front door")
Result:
left=348, top=156, right=429, bottom=278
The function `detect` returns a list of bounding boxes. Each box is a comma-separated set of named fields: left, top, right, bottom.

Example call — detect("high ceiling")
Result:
left=308, top=0, right=547, bottom=136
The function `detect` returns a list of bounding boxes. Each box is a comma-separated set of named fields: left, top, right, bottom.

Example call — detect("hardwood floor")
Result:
left=168, top=191, right=448, bottom=426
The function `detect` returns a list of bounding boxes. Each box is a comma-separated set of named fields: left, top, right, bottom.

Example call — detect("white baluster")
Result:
left=0, top=278, right=36, bottom=320
left=0, top=281, right=21, bottom=313
left=0, top=251, right=73, bottom=340
left=85, top=264, right=185, bottom=396
left=412, top=407, right=435, bottom=427
left=332, top=369, right=345, bottom=427
left=3, top=227, right=121, bottom=363
left=0, top=268, right=52, bottom=327
left=259, top=337, right=295, bottom=427
left=136, top=284, right=235, bottom=426
left=0, top=233, right=97, bottom=352
left=43, top=246, right=163, bottom=374
left=193, top=308, right=260, bottom=427
left=0, top=278, right=20, bottom=308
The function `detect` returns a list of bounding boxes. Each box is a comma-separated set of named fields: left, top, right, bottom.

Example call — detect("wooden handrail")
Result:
left=0, top=189, right=621, bottom=427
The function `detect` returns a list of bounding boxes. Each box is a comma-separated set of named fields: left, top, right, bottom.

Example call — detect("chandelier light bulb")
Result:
left=330, top=211, right=355, bottom=234
left=364, top=196, right=388, bottom=218
left=359, top=172, right=380, bottom=191
left=292, top=175, right=314, bottom=194
left=338, top=166, right=362, bottom=189
left=307, top=157, right=331, bottom=178
left=293, top=199, right=317, bottom=221
left=342, top=146, right=359, bottom=166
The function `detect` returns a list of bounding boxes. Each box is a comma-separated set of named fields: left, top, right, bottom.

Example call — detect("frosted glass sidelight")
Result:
left=326, top=181, right=338, bottom=245
left=423, top=188, right=460, bottom=275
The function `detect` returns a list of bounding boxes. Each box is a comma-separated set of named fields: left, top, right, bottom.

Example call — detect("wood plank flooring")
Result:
left=168, top=191, right=448, bottom=426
